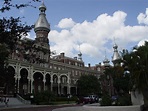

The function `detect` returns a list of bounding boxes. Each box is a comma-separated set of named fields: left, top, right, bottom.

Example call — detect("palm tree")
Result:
left=124, top=42, right=148, bottom=110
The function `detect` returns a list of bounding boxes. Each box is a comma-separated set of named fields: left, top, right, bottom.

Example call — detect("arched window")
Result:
left=61, top=76, right=67, bottom=84
left=53, top=75, right=58, bottom=83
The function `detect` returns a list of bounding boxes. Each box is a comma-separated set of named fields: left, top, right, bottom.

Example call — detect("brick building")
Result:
left=5, top=2, right=103, bottom=96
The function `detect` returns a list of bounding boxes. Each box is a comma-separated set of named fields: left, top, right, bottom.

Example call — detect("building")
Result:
left=99, top=55, right=115, bottom=96
left=5, top=2, right=103, bottom=96
left=112, top=43, right=122, bottom=66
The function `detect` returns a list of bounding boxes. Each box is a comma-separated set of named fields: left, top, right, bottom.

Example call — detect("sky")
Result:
left=1, top=0, right=148, bottom=66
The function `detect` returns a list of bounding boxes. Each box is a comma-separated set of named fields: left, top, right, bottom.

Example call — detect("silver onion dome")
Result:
left=34, top=2, right=50, bottom=32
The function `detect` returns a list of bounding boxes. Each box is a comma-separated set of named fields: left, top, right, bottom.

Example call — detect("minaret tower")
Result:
left=78, top=45, right=82, bottom=61
left=112, top=43, right=121, bottom=66
left=34, top=1, right=50, bottom=49
left=78, top=52, right=82, bottom=61
left=103, top=51, right=110, bottom=67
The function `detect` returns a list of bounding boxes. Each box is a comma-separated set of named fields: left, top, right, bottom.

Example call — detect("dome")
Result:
left=34, top=2, right=50, bottom=32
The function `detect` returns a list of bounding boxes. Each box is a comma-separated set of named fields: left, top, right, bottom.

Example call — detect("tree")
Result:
left=124, top=42, right=148, bottom=110
left=111, top=66, right=131, bottom=95
left=0, top=44, right=9, bottom=87
left=102, top=66, right=131, bottom=95
left=77, top=75, right=101, bottom=96
left=0, top=0, right=40, bottom=88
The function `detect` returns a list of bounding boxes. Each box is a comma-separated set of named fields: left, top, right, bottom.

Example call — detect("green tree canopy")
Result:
left=77, top=75, right=101, bottom=96
left=124, top=42, right=148, bottom=108
left=124, top=42, right=148, bottom=92
left=103, top=67, right=131, bottom=95
left=0, top=0, right=40, bottom=87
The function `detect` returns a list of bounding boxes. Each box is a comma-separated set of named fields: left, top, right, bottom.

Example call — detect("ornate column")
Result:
left=58, top=76, right=61, bottom=95
left=43, top=78, right=46, bottom=91
left=14, top=74, right=18, bottom=94
left=43, top=70, right=46, bottom=91
left=16, top=63, right=21, bottom=93
left=30, top=66, right=34, bottom=94
left=17, top=76, right=21, bottom=93
left=67, top=75, right=70, bottom=95
left=30, top=77, right=34, bottom=93
left=27, top=77, right=31, bottom=93
left=50, top=74, right=53, bottom=92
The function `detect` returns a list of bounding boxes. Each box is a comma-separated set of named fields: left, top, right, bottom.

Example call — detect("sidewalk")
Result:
left=0, top=97, right=32, bottom=109
left=0, top=97, right=77, bottom=110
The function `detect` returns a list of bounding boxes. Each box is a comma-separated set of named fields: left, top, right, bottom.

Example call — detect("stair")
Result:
left=0, top=96, right=31, bottom=108
left=9, top=97, right=25, bottom=105
left=0, top=97, right=25, bottom=107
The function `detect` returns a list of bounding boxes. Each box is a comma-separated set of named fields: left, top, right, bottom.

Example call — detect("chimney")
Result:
left=88, top=63, right=91, bottom=67
left=74, top=57, right=77, bottom=60
left=60, top=53, right=65, bottom=58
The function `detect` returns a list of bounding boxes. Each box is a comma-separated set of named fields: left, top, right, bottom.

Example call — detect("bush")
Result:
left=21, top=93, right=32, bottom=100
left=34, top=91, right=55, bottom=105
left=117, top=94, right=132, bottom=106
left=100, top=94, right=112, bottom=106
left=54, top=96, right=78, bottom=102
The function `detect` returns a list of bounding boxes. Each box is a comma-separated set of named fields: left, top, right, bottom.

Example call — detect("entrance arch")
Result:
left=52, top=75, right=58, bottom=95
left=5, top=66, right=15, bottom=95
left=45, top=74, right=51, bottom=90
left=60, top=75, right=68, bottom=95
left=33, top=72, right=43, bottom=93
left=20, top=68, right=28, bottom=95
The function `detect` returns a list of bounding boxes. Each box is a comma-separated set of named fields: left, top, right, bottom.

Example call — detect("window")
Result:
left=97, top=67, right=101, bottom=71
left=61, top=76, right=67, bottom=84
left=53, top=76, right=58, bottom=83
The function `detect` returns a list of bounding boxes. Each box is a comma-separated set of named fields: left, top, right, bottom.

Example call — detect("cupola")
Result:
left=34, top=2, right=50, bottom=33
left=112, top=44, right=121, bottom=66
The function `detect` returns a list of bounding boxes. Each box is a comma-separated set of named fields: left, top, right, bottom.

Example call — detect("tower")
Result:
left=78, top=51, right=82, bottom=61
left=78, top=45, right=82, bottom=61
left=34, top=2, right=50, bottom=49
left=103, top=56, right=110, bottom=68
left=112, top=43, right=121, bottom=66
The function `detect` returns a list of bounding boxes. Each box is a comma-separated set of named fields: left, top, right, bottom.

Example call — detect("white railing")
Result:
left=16, top=94, right=31, bottom=104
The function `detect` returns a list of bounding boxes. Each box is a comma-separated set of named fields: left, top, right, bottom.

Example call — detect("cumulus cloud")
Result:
left=137, top=8, right=148, bottom=25
left=138, top=39, right=148, bottom=47
left=48, top=10, right=148, bottom=65
left=57, top=18, right=76, bottom=28
left=21, top=32, right=36, bottom=40
left=19, top=9, right=25, bottom=15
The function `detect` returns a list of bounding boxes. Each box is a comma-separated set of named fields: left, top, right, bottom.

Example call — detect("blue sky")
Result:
left=1, top=0, right=148, bottom=66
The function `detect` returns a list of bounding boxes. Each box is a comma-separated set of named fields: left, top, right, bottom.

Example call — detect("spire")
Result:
left=78, top=45, right=82, bottom=61
left=39, top=1, right=46, bottom=12
left=112, top=43, right=121, bottom=66
left=103, top=50, right=110, bottom=67
left=34, top=2, right=50, bottom=49
left=34, top=1, right=50, bottom=33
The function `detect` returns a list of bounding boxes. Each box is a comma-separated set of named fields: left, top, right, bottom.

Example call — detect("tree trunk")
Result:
left=141, top=89, right=148, bottom=111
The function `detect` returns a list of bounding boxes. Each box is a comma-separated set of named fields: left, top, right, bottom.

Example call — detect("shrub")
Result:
left=100, top=94, right=112, bottom=106
left=54, top=96, right=78, bottom=102
left=117, top=94, right=132, bottom=106
left=34, top=91, right=55, bottom=105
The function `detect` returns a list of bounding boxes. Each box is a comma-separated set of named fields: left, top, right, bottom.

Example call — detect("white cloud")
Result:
left=19, top=9, right=25, bottom=15
left=138, top=39, right=148, bottom=47
left=21, top=32, right=36, bottom=40
left=57, top=18, right=76, bottom=29
left=137, top=8, right=148, bottom=25
left=80, top=43, right=99, bottom=57
left=48, top=10, right=148, bottom=65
